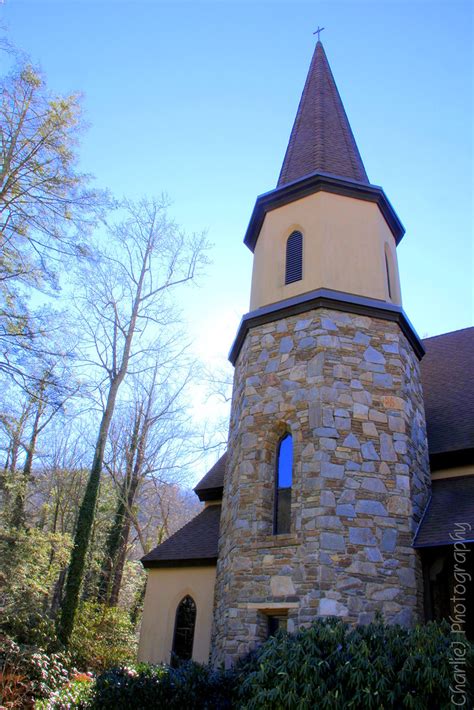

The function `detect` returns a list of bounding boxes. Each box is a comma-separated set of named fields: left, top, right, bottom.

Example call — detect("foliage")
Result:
left=68, top=602, right=137, bottom=673
left=36, top=672, right=94, bottom=710
left=0, top=634, right=69, bottom=708
left=0, top=527, right=71, bottom=649
left=79, top=620, right=474, bottom=710
left=237, top=617, right=474, bottom=710
left=88, top=662, right=235, bottom=710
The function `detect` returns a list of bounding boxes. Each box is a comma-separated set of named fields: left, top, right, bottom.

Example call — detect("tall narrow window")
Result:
left=274, top=433, right=293, bottom=534
left=171, top=595, right=196, bottom=665
left=385, top=251, right=392, bottom=300
left=385, top=243, right=396, bottom=301
left=285, top=231, right=303, bottom=284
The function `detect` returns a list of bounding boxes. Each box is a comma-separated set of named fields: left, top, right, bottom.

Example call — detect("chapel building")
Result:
left=138, top=40, right=474, bottom=668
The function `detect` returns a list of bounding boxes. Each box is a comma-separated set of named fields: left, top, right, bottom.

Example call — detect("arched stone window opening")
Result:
left=285, top=231, right=303, bottom=284
left=171, top=595, right=196, bottom=665
left=274, top=433, right=293, bottom=534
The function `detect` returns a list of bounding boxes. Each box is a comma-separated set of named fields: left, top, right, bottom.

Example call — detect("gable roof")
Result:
left=277, top=41, right=369, bottom=187
left=141, top=505, right=221, bottom=568
left=420, top=327, right=474, bottom=467
left=414, top=476, right=474, bottom=548
left=194, top=453, right=227, bottom=501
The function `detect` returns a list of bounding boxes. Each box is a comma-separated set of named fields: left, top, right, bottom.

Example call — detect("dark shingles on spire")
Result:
left=278, top=42, right=369, bottom=186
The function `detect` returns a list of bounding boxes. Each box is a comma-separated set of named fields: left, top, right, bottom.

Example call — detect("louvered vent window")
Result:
left=285, top=231, right=303, bottom=284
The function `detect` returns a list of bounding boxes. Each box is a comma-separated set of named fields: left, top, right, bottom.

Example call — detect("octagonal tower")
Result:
left=211, top=41, right=430, bottom=667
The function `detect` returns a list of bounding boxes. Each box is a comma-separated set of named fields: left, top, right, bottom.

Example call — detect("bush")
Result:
left=88, top=662, right=235, bottom=710
left=68, top=601, right=137, bottom=672
left=56, top=619, right=474, bottom=709
left=0, top=634, right=70, bottom=708
left=238, top=618, right=474, bottom=709
left=36, top=672, right=94, bottom=710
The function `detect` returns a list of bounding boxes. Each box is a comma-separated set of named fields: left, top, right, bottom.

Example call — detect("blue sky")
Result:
left=2, top=0, right=473, bottom=372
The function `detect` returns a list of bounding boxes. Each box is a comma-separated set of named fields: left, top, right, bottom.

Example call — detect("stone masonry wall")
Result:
left=211, top=307, right=431, bottom=667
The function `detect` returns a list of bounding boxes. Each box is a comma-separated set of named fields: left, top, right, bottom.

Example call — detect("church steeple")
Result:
left=278, top=41, right=369, bottom=186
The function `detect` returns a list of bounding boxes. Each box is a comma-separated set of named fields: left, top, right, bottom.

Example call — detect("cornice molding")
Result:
left=243, top=171, right=405, bottom=252
left=228, top=288, right=424, bottom=365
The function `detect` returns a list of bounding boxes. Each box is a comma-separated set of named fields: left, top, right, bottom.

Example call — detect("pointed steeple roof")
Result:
left=278, top=41, right=369, bottom=186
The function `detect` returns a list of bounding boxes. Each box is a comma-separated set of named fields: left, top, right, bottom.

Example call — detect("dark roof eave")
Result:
left=229, top=288, right=424, bottom=365
left=142, top=557, right=218, bottom=569
left=243, top=171, right=405, bottom=253
left=429, top=447, right=474, bottom=471
left=194, top=487, right=223, bottom=502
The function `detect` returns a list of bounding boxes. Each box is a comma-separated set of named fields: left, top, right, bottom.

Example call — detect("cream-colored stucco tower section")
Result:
left=249, top=191, right=401, bottom=311
left=139, top=566, right=216, bottom=664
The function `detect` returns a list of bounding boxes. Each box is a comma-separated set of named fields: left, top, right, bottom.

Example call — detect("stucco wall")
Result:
left=138, top=566, right=216, bottom=665
left=249, top=191, right=401, bottom=311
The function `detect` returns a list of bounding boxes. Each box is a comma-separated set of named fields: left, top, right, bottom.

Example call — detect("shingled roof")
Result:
left=414, top=476, right=474, bottom=548
left=141, top=505, right=221, bottom=568
left=194, top=453, right=227, bottom=501
left=277, top=41, right=369, bottom=187
left=420, top=327, right=474, bottom=467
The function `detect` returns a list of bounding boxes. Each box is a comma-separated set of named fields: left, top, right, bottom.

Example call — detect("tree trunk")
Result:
left=10, top=413, right=40, bottom=529
left=57, top=379, right=120, bottom=644
left=108, top=475, right=139, bottom=606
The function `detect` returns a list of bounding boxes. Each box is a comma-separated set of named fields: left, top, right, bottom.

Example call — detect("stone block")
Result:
left=355, top=500, right=387, bottom=517
left=364, top=346, right=386, bottom=364
left=270, top=575, right=296, bottom=596
left=380, top=528, right=397, bottom=553
left=319, top=599, right=349, bottom=617
left=353, top=403, right=369, bottom=420
left=342, top=433, right=360, bottom=448
left=349, top=527, right=377, bottom=546
left=321, top=462, right=344, bottom=479
left=320, top=532, right=346, bottom=551
left=336, top=504, right=356, bottom=517
left=361, top=442, right=379, bottom=461
left=380, top=432, right=397, bottom=462
left=279, top=336, right=294, bottom=353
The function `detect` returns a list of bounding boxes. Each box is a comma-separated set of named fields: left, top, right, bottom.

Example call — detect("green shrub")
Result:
left=36, top=673, right=94, bottom=710
left=67, top=619, right=474, bottom=709
left=238, top=618, right=474, bottom=709
left=88, top=662, right=235, bottom=710
left=68, top=601, right=137, bottom=672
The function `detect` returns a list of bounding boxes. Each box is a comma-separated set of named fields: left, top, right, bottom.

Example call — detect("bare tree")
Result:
left=0, top=59, right=108, bottom=373
left=57, top=197, right=208, bottom=644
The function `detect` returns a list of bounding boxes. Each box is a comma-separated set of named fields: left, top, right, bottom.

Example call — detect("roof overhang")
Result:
left=243, top=171, right=405, bottom=252
left=142, top=557, right=217, bottom=569
left=229, top=288, right=424, bottom=366
left=194, top=486, right=223, bottom=502
left=430, top=448, right=474, bottom=472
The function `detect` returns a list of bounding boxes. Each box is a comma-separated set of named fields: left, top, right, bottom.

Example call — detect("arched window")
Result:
left=285, top=231, right=303, bottom=284
left=171, top=595, right=196, bottom=665
left=274, top=433, right=293, bottom=534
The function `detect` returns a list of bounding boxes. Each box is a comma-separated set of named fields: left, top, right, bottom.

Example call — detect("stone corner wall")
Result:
left=211, top=307, right=431, bottom=666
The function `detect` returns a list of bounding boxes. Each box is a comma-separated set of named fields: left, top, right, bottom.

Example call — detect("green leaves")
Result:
left=237, top=618, right=474, bottom=709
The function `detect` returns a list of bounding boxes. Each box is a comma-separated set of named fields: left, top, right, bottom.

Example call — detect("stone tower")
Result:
left=211, top=41, right=431, bottom=667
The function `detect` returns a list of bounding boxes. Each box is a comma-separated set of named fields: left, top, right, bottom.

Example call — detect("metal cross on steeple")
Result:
left=313, top=26, right=325, bottom=41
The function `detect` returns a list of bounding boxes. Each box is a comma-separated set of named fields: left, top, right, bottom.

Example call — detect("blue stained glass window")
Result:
left=274, top=433, right=293, bottom=534
left=278, top=434, right=293, bottom=488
